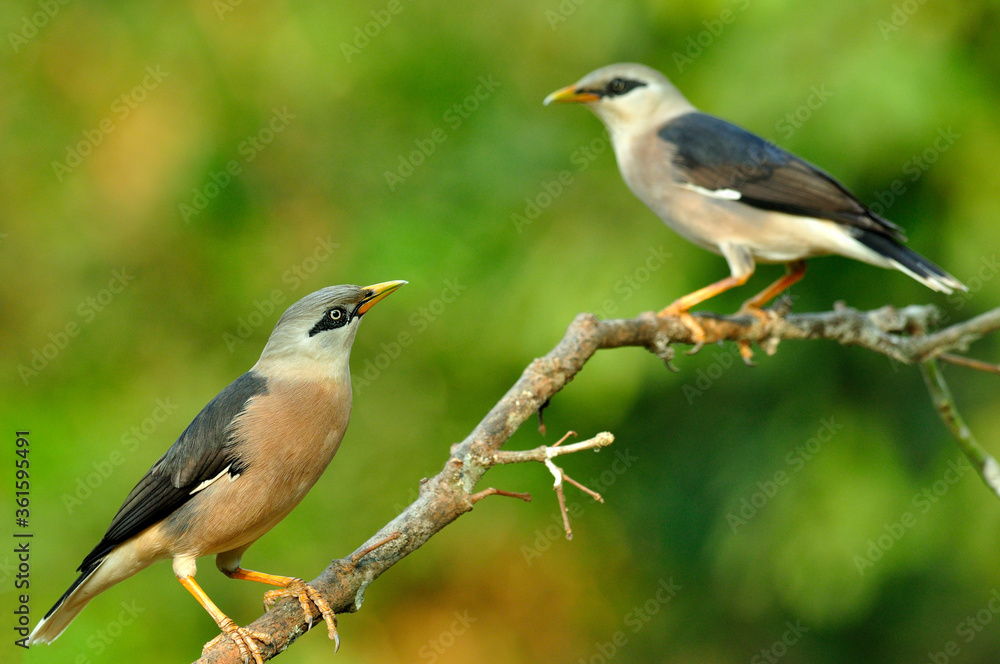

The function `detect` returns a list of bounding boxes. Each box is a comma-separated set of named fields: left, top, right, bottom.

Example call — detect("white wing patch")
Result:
left=680, top=183, right=742, bottom=201
left=189, top=464, right=237, bottom=495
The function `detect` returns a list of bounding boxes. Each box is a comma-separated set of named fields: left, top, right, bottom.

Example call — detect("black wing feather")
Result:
left=77, top=371, right=267, bottom=572
left=658, top=113, right=906, bottom=241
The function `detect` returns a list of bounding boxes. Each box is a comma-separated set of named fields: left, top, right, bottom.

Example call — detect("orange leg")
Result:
left=735, top=261, right=807, bottom=364
left=659, top=272, right=754, bottom=353
left=179, top=576, right=270, bottom=664
left=660, top=272, right=755, bottom=314
left=224, top=567, right=339, bottom=649
left=739, top=260, right=807, bottom=314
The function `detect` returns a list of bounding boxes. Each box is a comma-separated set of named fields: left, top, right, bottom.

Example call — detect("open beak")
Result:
left=357, top=280, right=407, bottom=316
left=543, top=84, right=599, bottom=106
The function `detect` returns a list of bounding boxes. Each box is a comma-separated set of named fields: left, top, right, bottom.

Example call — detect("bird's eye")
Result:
left=309, top=306, right=350, bottom=336
left=606, top=77, right=646, bottom=97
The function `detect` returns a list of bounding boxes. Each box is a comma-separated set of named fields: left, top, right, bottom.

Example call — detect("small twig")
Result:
left=939, top=353, right=1000, bottom=375
left=350, top=532, right=401, bottom=565
left=476, top=431, right=614, bottom=541
left=469, top=488, right=533, bottom=504
left=919, top=359, right=1000, bottom=499
left=552, top=430, right=576, bottom=447
left=562, top=474, right=604, bottom=503
left=537, top=434, right=609, bottom=540
left=537, top=398, right=551, bottom=434
left=468, top=431, right=613, bottom=540
left=490, top=432, right=615, bottom=465
left=554, top=477, right=573, bottom=540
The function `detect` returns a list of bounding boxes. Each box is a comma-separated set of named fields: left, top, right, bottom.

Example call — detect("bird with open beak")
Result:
left=28, top=280, right=406, bottom=663
left=545, top=63, right=965, bottom=360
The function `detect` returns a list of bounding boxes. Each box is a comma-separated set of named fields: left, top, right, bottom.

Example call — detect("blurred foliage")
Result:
left=3, top=0, right=1000, bottom=663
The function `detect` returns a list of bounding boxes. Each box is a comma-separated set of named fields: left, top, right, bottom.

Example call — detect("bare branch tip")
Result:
left=555, top=482, right=573, bottom=540
left=469, top=487, right=533, bottom=504
left=939, top=353, right=1000, bottom=375
left=350, top=531, right=402, bottom=566
left=982, top=457, right=1000, bottom=499
left=594, top=431, right=615, bottom=447
left=562, top=473, right=604, bottom=503
left=553, top=430, right=577, bottom=447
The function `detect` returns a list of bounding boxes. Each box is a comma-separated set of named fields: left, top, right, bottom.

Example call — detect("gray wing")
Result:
left=77, top=371, right=268, bottom=572
left=658, top=112, right=906, bottom=241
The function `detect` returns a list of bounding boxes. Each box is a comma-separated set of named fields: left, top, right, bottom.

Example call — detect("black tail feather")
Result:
left=855, top=230, right=966, bottom=294
left=42, top=557, right=101, bottom=620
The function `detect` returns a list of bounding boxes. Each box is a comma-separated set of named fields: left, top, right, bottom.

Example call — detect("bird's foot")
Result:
left=204, top=616, right=271, bottom=664
left=657, top=304, right=706, bottom=355
left=264, top=578, right=339, bottom=650
left=736, top=340, right=755, bottom=365
left=736, top=301, right=770, bottom=324
left=734, top=303, right=774, bottom=366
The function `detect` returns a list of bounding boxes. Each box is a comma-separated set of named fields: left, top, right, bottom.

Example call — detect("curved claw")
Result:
left=263, top=579, right=339, bottom=647
left=658, top=306, right=707, bottom=354
left=204, top=617, right=271, bottom=664
left=685, top=339, right=705, bottom=356
left=736, top=303, right=773, bottom=366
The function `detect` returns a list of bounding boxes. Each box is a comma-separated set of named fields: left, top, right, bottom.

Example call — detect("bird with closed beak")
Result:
left=545, top=63, right=965, bottom=359
left=28, top=280, right=407, bottom=663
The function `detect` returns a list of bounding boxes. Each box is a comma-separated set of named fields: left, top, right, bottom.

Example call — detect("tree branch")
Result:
left=919, top=359, right=1000, bottom=498
left=196, top=303, right=1000, bottom=663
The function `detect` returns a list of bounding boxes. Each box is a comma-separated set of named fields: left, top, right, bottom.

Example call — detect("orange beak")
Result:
left=543, top=84, right=600, bottom=105
left=357, top=280, right=407, bottom=316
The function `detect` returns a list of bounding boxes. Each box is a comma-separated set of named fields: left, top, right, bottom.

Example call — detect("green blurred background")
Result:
left=4, top=0, right=1000, bottom=662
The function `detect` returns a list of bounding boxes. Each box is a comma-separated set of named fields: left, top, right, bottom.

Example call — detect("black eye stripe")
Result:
left=603, top=77, right=646, bottom=98
left=308, top=306, right=350, bottom=336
